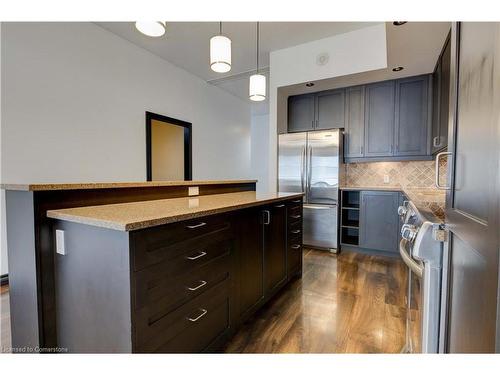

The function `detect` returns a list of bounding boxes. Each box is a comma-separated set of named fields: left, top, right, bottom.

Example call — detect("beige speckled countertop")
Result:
left=1, top=179, right=257, bottom=191
left=47, top=191, right=304, bottom=231
left=340, top=185, right=446, bottom=222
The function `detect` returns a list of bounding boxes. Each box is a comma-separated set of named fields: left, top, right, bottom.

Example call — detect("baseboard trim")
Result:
left=0, top=274, right=8, bottom=286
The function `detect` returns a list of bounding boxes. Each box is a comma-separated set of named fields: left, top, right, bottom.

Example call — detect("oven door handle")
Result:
left=399, top=238, right=423, bottom=278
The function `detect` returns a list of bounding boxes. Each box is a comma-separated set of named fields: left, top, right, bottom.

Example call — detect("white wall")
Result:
left=267, top=24, right=388, bottom=192
left=250, top=114, right=270, bottom=193
left=0, top=22, right=252, bottom=274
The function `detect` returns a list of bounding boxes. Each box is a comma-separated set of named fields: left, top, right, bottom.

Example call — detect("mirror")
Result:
left=146, top=112, right=192, bottom=181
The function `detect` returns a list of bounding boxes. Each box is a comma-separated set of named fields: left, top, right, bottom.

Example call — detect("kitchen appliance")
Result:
left=398, top=200, right=446, bottom=353
left=278, top=130, right=342, bottom=251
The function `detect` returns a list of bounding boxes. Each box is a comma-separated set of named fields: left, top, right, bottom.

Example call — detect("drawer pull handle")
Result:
left=186, top=251, right=207, bottom=260
left=186, top=222, right=207, bottom=229
left=291, top=244, right=301, bottom=249
left=291, top=215, right=301, bottom=219
left=187, top=308, right=208, bottom=322
left=275, top=204, right=285, bottom=208
left=292, top=200, right=302, bottom=203
left=187, top=280, right=207, bottom=291
left=291, top=230, right=301, bottom=234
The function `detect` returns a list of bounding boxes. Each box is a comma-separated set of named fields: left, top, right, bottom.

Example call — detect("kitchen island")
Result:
left=2, top=181, right=303, bottom=352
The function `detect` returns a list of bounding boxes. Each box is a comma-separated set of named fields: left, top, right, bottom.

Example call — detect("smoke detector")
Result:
left=316, top=52, right=330, bottom=66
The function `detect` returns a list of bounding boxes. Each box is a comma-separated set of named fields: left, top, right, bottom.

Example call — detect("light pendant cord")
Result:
left=256, top=22, right=259, bottom=74
left=219, top=21, right=222, bottom=35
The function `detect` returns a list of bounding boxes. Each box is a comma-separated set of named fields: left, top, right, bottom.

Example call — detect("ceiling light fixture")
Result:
left=210, top=22, right=232, bottom=73
left=306, top=82, right=315, bottom=87
left=393, top=21, right=407, bottom=26
left=249, top=22, right=266, bottom=102
left=392, top=66, right=404, bottom=72
left=135, top=21, right=166, bottom=37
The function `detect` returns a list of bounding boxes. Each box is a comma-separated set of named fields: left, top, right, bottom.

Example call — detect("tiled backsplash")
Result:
left=344, top=159, right=448, bottom=188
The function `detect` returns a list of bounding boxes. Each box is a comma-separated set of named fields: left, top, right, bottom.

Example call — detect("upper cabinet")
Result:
left=431, top=32, right=451, bottom=154
left=344, top=86, right=365, bottom=158
left=364, top=81, right=396, bottom=157
left=288, top=89, right=345, bottom=133
left=394, top=75, right=430, bottom=156
left=315, top=89, right=345, bottom=130
left=288, top=94, right=315, bottom=132
left=287, top=74, right=434, bottom=162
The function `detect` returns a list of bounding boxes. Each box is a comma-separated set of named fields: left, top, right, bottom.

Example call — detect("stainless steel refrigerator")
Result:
left=278, top=130, right=342, bottom=251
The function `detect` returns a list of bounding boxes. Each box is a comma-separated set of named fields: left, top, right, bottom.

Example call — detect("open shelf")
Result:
left=340, top=190, right=361, bottom=247
left=341, top=227, right=359, bottom=246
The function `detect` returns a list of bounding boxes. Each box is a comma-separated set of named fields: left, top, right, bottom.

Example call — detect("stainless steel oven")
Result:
left=398, top=201, right=445, bottom=353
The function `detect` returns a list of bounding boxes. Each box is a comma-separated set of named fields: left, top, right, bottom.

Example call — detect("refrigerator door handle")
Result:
left=300, top=146, right=306, bottom=192
left=307, top=146, right=313, bottom=201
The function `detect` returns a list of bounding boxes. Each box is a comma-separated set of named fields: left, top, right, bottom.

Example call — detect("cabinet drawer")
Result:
left=133, top=246, right=231, bottom=311
left=288, top=220, right=302, bottom=235
left=134, top=278, right=230, bottom=353
left=131, top=214, right=232, bottom=271
left=288, top=205, right=303, bottom=224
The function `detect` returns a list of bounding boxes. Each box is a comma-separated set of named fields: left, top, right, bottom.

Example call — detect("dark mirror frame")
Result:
left=145, top=111, right=192, bottom=181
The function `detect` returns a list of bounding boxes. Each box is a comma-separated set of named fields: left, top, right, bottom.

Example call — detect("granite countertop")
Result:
left=46, top=191, right=304, bottom=231
left=340, top=185, right=446, bottom=222
left=0, top=179, right=257, bottom=191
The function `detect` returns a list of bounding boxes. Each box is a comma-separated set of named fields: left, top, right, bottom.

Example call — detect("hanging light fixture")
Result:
left=135, top=21, right=166, bottom=37
left=210, top=22, right=232, bottom=73
left=249, top=22, right=266, bottom=101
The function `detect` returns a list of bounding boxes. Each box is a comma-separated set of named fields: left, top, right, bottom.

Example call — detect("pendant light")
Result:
left=210, top=22, right=232, bottom=73
left=135, top=21, right=166, bottom=37
left=249, top=22, right=266, bottom=101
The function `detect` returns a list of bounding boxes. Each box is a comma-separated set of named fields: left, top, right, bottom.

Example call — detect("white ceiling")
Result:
left=97, top=22, right=378, bottom=80
left=97, top=22, right=451, bottom=115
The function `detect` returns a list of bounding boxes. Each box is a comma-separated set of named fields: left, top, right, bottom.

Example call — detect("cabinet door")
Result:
left=315, top=89, right=345, bottom=130
left=359, top=191, right=399, bottom=253
left=438, top=36, right=451, bottom=151
left=364, top=81, right=395, bottom=157
left=264, top=204, right=287, bottom=296
left=237, top=208, right=264, bottom=318
left=394, top=75, right=430, bottom=156
left=288, top=94, right=315, bottom=133
left=431, top=59, right=442, bottom=154
left=344, top=86, right=365, bottom=158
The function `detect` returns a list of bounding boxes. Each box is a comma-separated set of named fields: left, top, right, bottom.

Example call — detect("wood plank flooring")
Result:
left=1, top=285, right=11, bottom=353
left=0, top=250, right=408, bottom=354
left=224, top=249, right=408, bottom=353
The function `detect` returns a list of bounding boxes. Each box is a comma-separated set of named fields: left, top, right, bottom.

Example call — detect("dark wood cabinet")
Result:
left=288, top=94, right=315, bottom=132
left=394, top=75, right=430, bottom=156
left=263, top=203, right=288, bottom=296
left=286, top=199, right=303, bottom=279
left=316, top=89, right=345, bottom=129
left=359, top=191, right=400, bottom=253
left=237, top=207, right=265, bottom=320
left=48, top=194, right=302, bottom=353
left=364, top=81, right=395, bottom=157
left=432, top=32, right=451, bottom=153
left=344, top=86, right=365, bottom=158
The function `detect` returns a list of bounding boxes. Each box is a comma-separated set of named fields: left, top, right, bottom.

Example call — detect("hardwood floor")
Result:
left=1, top=285, right=11, bottom=353
left=224, top=249, right=408, bottom=353
left=0, top=250, right=408, bottom=354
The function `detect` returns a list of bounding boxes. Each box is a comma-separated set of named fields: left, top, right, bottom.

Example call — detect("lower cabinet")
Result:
left=340, top=189, right=401, bottom=254
left=263, top=203, right=288, bottom=296
left=237, top=207, right=265, bottom=320
left=359, top=191, right=400, bottom=253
